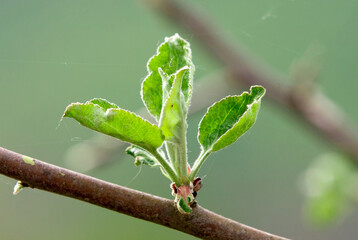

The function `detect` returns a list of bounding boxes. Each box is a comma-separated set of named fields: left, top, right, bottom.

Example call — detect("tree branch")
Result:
left=145, top=0, right=358, bottom=164
left=0, top=147, right=289, bottom=240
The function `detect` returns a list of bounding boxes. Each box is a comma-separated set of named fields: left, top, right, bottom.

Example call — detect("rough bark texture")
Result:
left=0, top=147, right=288, bottom=240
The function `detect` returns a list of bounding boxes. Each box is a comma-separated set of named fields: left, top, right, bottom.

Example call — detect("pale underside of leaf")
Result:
left=63, top=99, right=164, bottom=152
left=141, top=34, right=194, bottom=120
left=159, top=67, right=188, bottom=141
left=198, top=86, right=265, bottom=152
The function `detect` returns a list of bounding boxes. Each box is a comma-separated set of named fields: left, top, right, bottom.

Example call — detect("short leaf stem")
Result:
left=178, top=121, right=188, bottom=184
left=151, top=150, right=180, bottom=185
left=164, top=119, right=189, bottom=185
left=189, top=150, right=211, bottom=181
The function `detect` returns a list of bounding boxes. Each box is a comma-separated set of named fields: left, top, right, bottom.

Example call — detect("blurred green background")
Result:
left=1, top=0, right=358, bottom=239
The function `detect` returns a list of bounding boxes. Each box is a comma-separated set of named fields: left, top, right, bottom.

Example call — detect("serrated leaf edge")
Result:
left=198, top=86, right=265, bottom=152
left=212, top=98, right=261, bottom=151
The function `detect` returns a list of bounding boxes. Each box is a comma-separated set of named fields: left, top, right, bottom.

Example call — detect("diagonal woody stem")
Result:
left=0, top=146, right=288, bottom=240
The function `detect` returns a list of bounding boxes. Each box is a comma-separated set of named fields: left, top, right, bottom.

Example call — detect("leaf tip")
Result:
left=250, top=85, right=266, bottom=99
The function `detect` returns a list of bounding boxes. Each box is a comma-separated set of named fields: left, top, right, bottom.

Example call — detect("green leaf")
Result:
left=141, top=34, right=195, bottom=120
left=159, top=67, right=188, bottom=141
left=198, top=86, right=265, bottom=152
left=126, top=145, right=160, bottom=167
left=63, top=99, right=164, bottom=151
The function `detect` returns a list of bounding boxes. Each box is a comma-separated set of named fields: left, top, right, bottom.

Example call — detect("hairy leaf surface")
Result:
left=141, top=34, right=194, bottom=120
left=63, top=99, right=164, bottom=151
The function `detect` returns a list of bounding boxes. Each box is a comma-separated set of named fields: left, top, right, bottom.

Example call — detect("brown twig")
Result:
left=0, top=147, right=289, bottom=240
left=145, top=0, right=358, bottom=164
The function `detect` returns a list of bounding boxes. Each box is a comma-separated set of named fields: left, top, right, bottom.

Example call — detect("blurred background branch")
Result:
left=62, top=0, right=358, bottom=229
left=143, top=0, right=358, bottom=164
left=2, top=0, right=358, bottom=239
